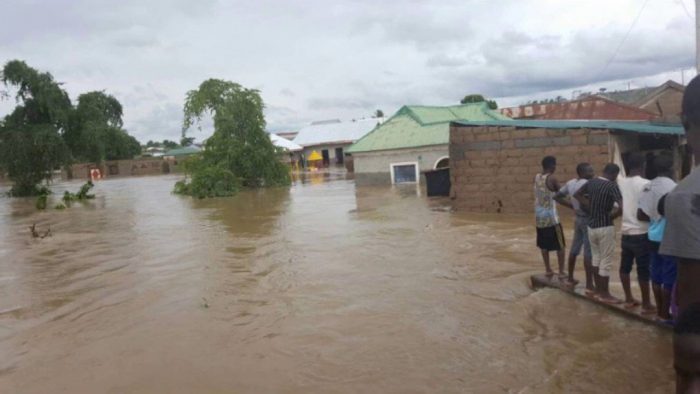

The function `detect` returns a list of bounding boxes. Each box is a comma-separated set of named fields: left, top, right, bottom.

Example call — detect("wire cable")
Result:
left=595, top=0, right=650, bottom=81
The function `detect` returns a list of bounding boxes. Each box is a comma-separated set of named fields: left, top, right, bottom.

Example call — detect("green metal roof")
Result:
left=164, top=146, right=202, bottom=156
left=347, top=103, right=509, bottom=153
left=451, top=119, right=684, bottom=136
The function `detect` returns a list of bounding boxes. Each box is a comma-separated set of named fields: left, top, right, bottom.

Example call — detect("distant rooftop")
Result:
left=270, top=133, right=302, bottom=151
left=595, top=80, right=684, bottom=107
left=348, top=103, right=508, bottom=153
left=294, top=118, right=381, bottom=147
left=164, top=146, right=202, bottom=157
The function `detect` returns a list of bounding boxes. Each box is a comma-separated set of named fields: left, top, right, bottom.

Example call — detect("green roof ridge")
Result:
left=348, top=102, right=508, bottom=153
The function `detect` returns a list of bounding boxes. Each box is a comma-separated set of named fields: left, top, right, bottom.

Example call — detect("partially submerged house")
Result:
left=500, top=95, right=659, bottom=121
left=347, top=103, right=509, bottom=185
left=270, top=133, right=303, bottom=166
left=448, top=120, right=687, bottom=213
left=293, top=118, right=380, bottom=167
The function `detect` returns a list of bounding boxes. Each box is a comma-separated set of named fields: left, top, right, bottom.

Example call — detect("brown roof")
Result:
left=500, top=95, right=659, bottom=121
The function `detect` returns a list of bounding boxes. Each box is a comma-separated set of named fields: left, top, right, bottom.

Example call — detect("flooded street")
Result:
left=0, top=174, right=672, bottom=393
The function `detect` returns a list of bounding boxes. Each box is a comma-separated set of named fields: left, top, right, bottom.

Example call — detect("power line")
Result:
left=595, top=0, right=650, bottom=81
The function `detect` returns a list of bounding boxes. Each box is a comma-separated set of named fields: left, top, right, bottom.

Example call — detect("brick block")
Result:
left=588, top=134, right=609, bottom=145
left=515, top=136, right=572, bottom=149
left=526, top=129, right=548, bottom=138
left=572, top=135, right=588, bottom=145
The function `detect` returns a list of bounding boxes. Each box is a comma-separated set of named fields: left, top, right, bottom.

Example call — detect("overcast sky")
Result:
left=0, top=0, right=696, bottom=142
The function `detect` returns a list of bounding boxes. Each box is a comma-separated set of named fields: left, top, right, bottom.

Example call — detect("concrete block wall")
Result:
left=62, top=158, right=168, bottom=180
left=449, top=125, right=610, bottom=213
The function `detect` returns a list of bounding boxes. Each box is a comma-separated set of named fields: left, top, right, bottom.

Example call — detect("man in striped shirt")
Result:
left=575, top=163, right=623, bottom=304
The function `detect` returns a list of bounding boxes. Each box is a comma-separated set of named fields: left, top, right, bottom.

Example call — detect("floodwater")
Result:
left=0, top=173, right=672, bottom=393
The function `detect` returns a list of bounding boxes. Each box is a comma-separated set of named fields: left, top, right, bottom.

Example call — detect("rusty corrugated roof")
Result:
left=500, top=95, right=658, bottom=121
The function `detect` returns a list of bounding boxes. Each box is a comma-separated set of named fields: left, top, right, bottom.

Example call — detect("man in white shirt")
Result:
left=555, top=162, right=594, bottom=290
left=617, top=153, right=653, bottom=313
left=638, top=155, right=677, bottom=321
left=661, top=74, right=700, bottom=317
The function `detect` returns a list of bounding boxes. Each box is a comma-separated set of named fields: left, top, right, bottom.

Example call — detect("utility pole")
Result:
left=696, top=0, right=700, bottom=74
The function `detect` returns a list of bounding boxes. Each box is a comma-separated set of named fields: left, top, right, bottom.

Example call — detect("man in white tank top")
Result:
left=534, top=156, right=566, bottom=279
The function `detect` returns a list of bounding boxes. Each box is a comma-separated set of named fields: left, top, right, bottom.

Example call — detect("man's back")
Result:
left=584, top=177, right=622, bottom=229
left=618, top=176, right=649, bottom=235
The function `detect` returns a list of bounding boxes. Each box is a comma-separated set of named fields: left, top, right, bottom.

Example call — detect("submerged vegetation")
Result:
left=34, top=181, right=95, bottom=210
left=174, top=79, right=290, bottom=198
left=0, top=60, right=140, bottom=196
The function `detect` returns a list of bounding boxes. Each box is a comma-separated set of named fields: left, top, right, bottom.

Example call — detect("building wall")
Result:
left=352, top=145, right=449, bottom=185
left=449, top=126, right=610, bottom=213
left=301, top=143, right=351, bottom=164
left=639, top=89, right=684, bottom=123
left=62, top=158, right=169, bottom=180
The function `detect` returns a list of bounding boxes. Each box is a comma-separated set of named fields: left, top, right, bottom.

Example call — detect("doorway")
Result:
left=322, top=149, right=330, bottom=166
left=335, top=147, right=344, bottom=164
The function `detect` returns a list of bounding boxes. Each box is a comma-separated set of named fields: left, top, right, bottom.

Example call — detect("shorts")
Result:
left=620, top=234, right=650, bottom=282
left=588, top=226, right=615, bottom=277
left=650, top=247, right=677, bottom=289
left=570, top=215, right=591, bottom=259
left=536, top=224, right=565, bottom=251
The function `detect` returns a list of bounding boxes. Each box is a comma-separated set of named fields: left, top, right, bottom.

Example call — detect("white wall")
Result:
left=301, top=144, right=351, bottom=162
left=352, top=145, right=448, bottom=184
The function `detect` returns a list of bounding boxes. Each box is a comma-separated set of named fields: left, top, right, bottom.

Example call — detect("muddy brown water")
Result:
left=0, top=173, right=672, bottom=393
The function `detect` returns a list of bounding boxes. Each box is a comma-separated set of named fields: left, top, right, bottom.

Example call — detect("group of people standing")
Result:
left=532, top=75, right=700, bottom=391
left=534, top=152, right=676, bottom=321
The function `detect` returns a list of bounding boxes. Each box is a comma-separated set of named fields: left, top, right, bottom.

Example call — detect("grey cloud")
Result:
left=0, top=0, right=694, bottom=141
left=126, top=102, right=183, bottom=142
left=279, top=88, right=295, bottom=97
left=306, top=97, right=376, bottom=111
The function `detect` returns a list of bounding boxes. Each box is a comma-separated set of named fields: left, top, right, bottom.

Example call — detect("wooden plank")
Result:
left=530, top=274, right=671, bottom=330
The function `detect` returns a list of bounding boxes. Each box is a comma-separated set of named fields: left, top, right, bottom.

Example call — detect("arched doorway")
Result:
left=434, top=156, right=449, bottom=169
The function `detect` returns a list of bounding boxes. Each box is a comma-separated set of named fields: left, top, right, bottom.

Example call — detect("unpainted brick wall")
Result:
left=449, top=125, right=610, bottom=213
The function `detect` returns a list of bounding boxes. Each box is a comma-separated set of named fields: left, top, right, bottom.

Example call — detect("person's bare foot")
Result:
left=641, top=305, right=657, bottom=315
left=584, top=288, right=596, bottom=298
left=564, top=278, right=579, bottom=288
left=597, top=295, right=622, bottom=305
left=624, top=299, right=640, bottom=309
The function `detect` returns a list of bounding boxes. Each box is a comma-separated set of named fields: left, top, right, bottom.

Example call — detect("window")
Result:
left=390, top=162, right=419, bottom=184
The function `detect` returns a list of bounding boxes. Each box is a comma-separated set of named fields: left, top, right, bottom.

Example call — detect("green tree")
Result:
left=64, top=91, right=132, bottom=163
left=0, top=60, right=71, bottom=196
left=180, top=136, right=195, bottom=147
left=162, top=139, right=179, bottom=149
left=175, top=79, right=290, bottom=198
left=460, top=93, right=498, bottom=110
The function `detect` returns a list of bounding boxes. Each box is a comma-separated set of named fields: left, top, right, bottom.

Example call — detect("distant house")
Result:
left=270, top=133, right=302, bottom=152
left=293, top=118, right=380, bottom=167
left=270, top=133, right=303, bottom=166
left=500, top=95, right=659, bottom=121
left=599, top=80, right=685, bottom=123
left=347, top=103, right=509, bottom=185
left=275, top=131, right=299, bottom=141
